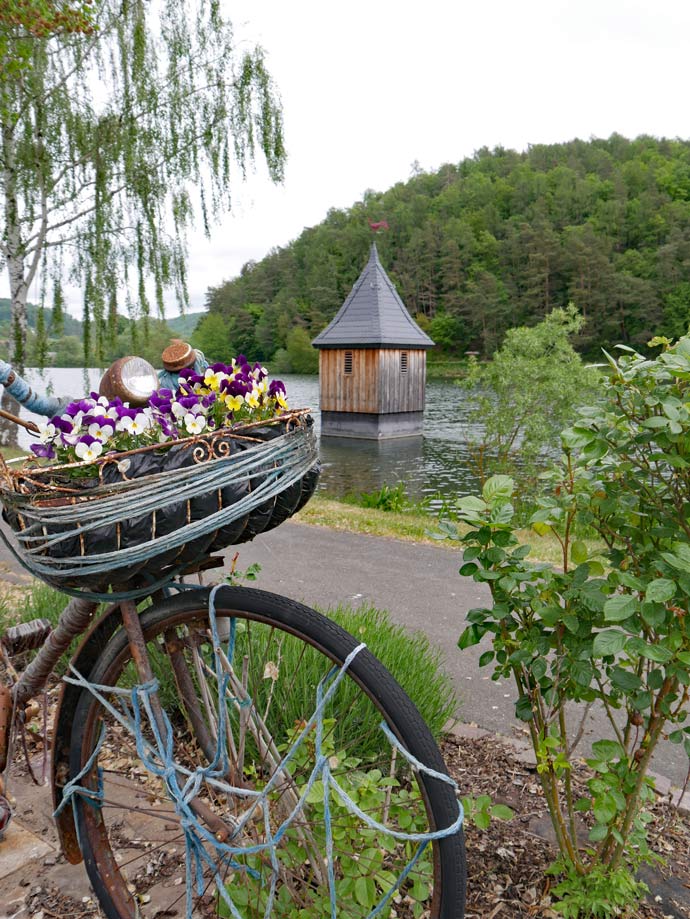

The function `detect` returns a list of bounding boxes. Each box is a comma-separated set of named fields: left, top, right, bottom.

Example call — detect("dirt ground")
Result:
left=1, top=716, right=689, bottom=919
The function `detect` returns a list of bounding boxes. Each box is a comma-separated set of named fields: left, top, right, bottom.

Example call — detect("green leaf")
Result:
left=571, top=660, right=594, bottom=687
left=603, top=595, right=638, bottom=622
left=458, top=625, right=484, bottom=649
left=478, top=650, right=495, bottom=667
left=570, top=540, right=588, bottom=565
left=473, top=810, right=490, bottom=830
left=588, top=823, right=608, bottom=842
left=531, top=521, right=551, bottom=537
left=515, top=696, right=534, bottom=721
left=459, top=562, right=479, bottom=577
left=457, top=496, right=487, bottom=514
left=641, top=415, right=669, bottom=429
left=625, top=637, right=673, bottom=663
left=482, top=475, right=514, bottom=502
left=611, top=667, right=642, bottom=691
left=591, top=739, right=625, bottom=761
left=489, top=804, right=514, bottom=820
left=593, top=795, right=617, bottom=824
left=592, top=629, right=627, bottom=657
left=641, top=602, right=666, bottom=628
left=354, top=876, right=376, bottom=909
left=645, top=578, right=676, bottom=603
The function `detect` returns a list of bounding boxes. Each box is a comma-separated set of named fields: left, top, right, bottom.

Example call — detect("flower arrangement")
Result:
left=30, top=355, right=289, bottom=472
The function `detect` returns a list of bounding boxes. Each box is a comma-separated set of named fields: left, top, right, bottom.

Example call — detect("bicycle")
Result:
left=0, top=360, right=466, bottom=919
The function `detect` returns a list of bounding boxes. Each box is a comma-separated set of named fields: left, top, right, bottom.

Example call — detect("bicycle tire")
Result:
left=68, top=586, right=466, bottom=918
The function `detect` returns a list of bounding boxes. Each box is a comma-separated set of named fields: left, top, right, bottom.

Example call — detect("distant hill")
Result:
left=204, top=134, right=690, bottom=359
left=166, top=311, right=205, bottom=339
left=0, top=299, right=83, bottom=337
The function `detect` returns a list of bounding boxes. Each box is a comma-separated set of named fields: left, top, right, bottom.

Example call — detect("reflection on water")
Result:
left=6, top=369, right=482, bottom=505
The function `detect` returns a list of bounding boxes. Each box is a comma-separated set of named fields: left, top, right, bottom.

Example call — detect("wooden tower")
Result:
left=313, top=243, right=434, bottom=439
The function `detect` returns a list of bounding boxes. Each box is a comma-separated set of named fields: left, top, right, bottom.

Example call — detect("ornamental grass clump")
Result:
left=443, top=335, right=690, bottom=917
left=28, top=355, right=289, bottom=474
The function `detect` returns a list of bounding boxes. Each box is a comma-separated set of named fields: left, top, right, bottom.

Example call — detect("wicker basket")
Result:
left=0, top=411, right=319, bottom=597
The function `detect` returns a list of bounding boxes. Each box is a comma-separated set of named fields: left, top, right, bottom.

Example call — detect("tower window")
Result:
left=344, top=351, right=353, bottom=374
left=400, top=351, right=408, bottom=373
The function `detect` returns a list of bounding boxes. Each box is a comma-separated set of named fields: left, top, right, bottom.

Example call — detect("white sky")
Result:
left=8, top=0, right=690, bottom=317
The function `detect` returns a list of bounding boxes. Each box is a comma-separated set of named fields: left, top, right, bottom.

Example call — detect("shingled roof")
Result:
left=312, top=243, right=435, bottom=350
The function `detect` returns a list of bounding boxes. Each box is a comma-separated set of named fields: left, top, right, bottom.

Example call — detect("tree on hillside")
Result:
left=202, top=136, right=690, bottom=363
left=192, top=313, right=230, bottom=363
left=0, top=0, right=285, bottom=369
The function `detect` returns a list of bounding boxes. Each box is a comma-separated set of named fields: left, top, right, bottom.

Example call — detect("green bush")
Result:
left=449, top=334, right=690, bottom=916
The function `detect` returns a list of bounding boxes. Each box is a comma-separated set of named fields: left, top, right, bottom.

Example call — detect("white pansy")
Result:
left=75, top=440, right=104, bottom=463
left=171, top=401, right=186, bottom=419
left=184, top=413, right=206, bottom=435
left=118, top=413, right=150, bottom=435
left=88, top=421, right=115, bottom=442
left=37, top=421, right=57, bottom=444
left=130, top=413, right=151, bottom=435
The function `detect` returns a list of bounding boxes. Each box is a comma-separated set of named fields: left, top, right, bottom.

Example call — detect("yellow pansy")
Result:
left=225, top=394, right=244, bottom=413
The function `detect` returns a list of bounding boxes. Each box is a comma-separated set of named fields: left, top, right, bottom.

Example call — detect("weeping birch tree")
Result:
left=0, top=0, right=285, bottom=370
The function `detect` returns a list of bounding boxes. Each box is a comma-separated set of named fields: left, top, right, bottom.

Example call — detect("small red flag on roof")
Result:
left=368, top=220, right=390, bottom=231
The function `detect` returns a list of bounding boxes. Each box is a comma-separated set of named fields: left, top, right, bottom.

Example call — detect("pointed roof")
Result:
left=312, top=243, right=434, bottom=349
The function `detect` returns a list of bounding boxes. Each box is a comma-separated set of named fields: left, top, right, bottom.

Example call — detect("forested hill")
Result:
left=202, top=134, right=690, bottom=362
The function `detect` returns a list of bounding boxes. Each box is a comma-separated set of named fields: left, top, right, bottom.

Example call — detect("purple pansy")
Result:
left=31, top=443, right=56, bottom=459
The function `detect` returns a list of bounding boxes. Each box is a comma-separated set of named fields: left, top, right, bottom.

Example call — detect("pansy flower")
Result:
left=87, top=418, right=115, bottom=442
left=184, top=412, right=206, bottom=435
left=224, top=394, right=244, bottom=413
left=118, top=411, right=151, bottom=435
left=30, top=442, right=56, bottom=459
left=75, top=435, right=104, bottom=463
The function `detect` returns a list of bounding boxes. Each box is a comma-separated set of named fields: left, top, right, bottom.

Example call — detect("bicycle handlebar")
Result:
left=0, top=361, right=66, bottom=418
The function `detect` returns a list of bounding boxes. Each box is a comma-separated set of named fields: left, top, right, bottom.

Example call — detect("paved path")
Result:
left=0, top=518, right=687, bottom=787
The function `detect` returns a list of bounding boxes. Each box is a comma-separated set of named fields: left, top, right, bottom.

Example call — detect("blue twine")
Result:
left=57, top=584, right=464, bottom=919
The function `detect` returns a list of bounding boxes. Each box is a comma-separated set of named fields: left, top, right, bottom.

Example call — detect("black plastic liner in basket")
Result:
left=1, top=416, right=320, bottom=594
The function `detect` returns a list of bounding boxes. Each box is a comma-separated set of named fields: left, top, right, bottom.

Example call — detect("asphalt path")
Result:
left=0, top=518, right=687, bottom=787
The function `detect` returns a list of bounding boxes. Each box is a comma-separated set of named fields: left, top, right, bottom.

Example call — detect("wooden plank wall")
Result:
left=319, top=348, right=426, bottom=413
left=379, top=349, right=426, bottom=412
left=319, top=349, right=380, bottom=412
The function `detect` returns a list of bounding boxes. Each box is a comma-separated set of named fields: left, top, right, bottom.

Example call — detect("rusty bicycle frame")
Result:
left=0, top=556, right=234, bottom=864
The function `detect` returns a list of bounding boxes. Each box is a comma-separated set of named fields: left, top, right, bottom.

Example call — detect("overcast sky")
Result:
left=7, top=0, right=690, bottom=317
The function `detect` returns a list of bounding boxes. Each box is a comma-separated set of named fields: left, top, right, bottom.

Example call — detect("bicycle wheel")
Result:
left=67, top=587, right=465, bottom=918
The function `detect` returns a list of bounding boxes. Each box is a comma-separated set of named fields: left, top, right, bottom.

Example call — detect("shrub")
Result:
left=445, top=335, right=690, bottom=917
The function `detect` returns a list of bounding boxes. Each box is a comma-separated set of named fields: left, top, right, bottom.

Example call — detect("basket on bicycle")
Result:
left=0, top=409, right=319, bottom=597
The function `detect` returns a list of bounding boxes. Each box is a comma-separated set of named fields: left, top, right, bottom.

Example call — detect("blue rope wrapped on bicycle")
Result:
left=0, top=411, right=320, bottom=600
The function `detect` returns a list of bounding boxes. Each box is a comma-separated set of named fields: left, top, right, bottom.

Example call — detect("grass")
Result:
left=295, top=494, right=603, bottom=567
left=0, top=582, right=456, bottom=751
left=0, top=445, right=30, bottom=462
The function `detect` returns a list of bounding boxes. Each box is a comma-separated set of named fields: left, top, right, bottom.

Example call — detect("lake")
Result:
left=3, top=369, right=483, bottom=506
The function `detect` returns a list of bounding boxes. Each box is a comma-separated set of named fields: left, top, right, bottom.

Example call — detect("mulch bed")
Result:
left=442, top=732, right=690, bottom=918
left=7, top=676, right=690, bottom=918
